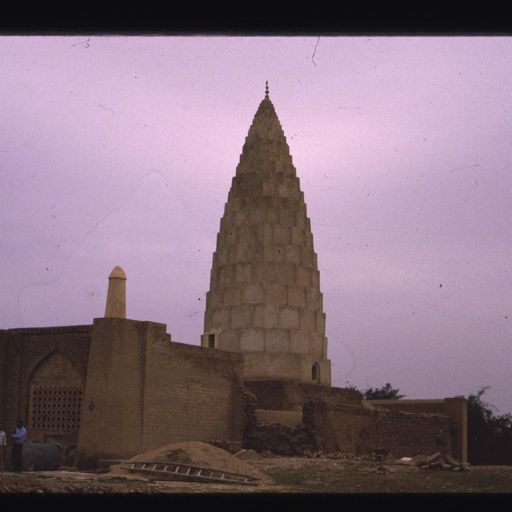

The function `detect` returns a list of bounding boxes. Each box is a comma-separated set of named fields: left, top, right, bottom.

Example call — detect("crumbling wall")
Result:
left=367, top=398, right=468, bottom=462
left=303, top=399, right=376, bottom=454
left=245, top=422, right=316, bottom=456
left=242, top=388, right=258, bottom=440
left=303, top=398, right=452, bottom=458
left=245, top=380, right=361, bottom=411
left=378, top=409, right=451, bottom=458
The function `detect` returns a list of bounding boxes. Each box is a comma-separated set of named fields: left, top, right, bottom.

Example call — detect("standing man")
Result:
left=0, top=424, right=6, bottom=472
left=11, top=420, right=27, bottom=472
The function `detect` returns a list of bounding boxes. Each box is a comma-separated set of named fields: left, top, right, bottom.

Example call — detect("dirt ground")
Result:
left=1, top=454, right=512, bottom=494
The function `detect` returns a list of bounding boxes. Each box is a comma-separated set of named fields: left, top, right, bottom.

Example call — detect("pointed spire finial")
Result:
left=265, top=80, right=269, bottom=97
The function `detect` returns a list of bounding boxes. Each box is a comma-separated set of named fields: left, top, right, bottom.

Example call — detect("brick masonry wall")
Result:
left=367, top=398, right=468, bottom=462
left=76, top=319, right=148, bottom=467
left=245, top=380, right=362, bottom=411
left=377, top=409, right=451, bottom=458
left=142, top=337, right=245, bottom=452
left=76, top=319, right=245, bottom=467
left=366, top=399, right=445, bottom=414
left=0, top=326, right=91, bottom=464
left=303, top=399, right=452, bottom=458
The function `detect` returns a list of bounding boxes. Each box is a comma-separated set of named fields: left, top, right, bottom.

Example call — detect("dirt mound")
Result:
left=234, top=449, right=261, bottom=461
left=111, top=441, right=272, bottom=483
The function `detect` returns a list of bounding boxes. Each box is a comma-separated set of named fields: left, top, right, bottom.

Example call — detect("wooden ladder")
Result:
left=119, top=460, right=260, bottom=486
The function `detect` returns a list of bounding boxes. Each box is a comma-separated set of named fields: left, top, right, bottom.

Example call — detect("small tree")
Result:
left=468, top=387, right=512, bottom=465
left=363, top=382, right=405, bottom=400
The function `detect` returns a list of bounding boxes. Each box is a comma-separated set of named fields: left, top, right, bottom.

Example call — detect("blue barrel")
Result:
left=21, top=442, right=61, bottom=471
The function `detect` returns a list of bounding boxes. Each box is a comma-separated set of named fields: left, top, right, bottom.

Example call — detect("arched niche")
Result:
left=312, top=362, right=320, bottom=383
left=28, top=350, right=84, bottom=434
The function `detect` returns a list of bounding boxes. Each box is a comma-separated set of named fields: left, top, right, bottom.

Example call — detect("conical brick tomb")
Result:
left=202, top=85, right=331, bottom=385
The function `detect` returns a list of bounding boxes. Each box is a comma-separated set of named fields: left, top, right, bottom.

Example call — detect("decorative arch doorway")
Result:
left=28, top=351, right=84, bottom=464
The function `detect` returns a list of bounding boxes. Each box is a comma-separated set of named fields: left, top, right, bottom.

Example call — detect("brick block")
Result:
left=291, top=227, right=305, bottom=245
left=257, top=224, right=273, bottom=244
left=218, top=265, right=234, bottom=285
left=300, top=309, right=316, bottom=331
left=277, top=184, right=288, bottom=197
left=224, top=286, right=241, bottom=306
left=208, top=291, right=223, bottom=309
left=309, top=332, right=324, bottom=355
left=296, top=267, right=312, bottom=288
left=295, top=213, right=306, bottom=229
left=274, top=263, right=296, bottom=285
left=250, top=207, right=265, bottom=225
left=273, top=224, right=290, bottom=245
left=227, top=197, right=241, bottom=211
left=288, top=187, right=300, bottom=200
left=263, top=245, right=284, bottom=263
left=230, top=305, right=253, bottom=328
left=237, top=225, right=255, bottom=245
left=240, top=329, right=264, bottom=352
left=302, top=249, right=314, bottom=267
left=305, top=288, right=321, bottom=309
left=285, top=244, right=302, bottom=265
left=204, top=308, right=213, bottom=330
left=290, top=331, right=310, bottom=354
left=253, top=304, right=278, bottom=328
left=266, top=208, right=280, bottom=224
left=288, top=287, right=306, bottom=308
left=212, top=308, right=229, bottom=327
left=228, top=245, right=238, bottom=264
left=265, top=329, right=290, bottom=352
left=265, top=283, right=287, bottom=305
left=253, top=262, right=276, bottom=282
left=316, top=311, right=326, bottom=333
left=305, top=231, right=313, bottom=250
left=242, top=283, right=264, bottom=304
left=279, top=308, right=300, bottom=329
left=262, top=181, right=274, bottom=196
left=235, top=263, right=252, bottom=283
left=311, top=270, right=320, bottom=288
left=235, top=244, right=255, bottom=263
left=280, top=209, right=295, bottom=226
left=219, top=329, right=240, bottom=351
left=234, top=211, right=247, bottom=226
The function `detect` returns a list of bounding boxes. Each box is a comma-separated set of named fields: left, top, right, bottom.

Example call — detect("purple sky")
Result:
left=1, top=36, right=512, bottom=413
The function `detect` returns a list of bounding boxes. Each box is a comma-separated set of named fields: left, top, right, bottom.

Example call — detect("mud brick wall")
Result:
left=303, top=399, right=452, bottom=458
left=0, top=326, right=91, bottom=451
left=76, top=319, right=150, bottom=467
left=367, top=398, right=468, bottom=462
left=143, top=336, right=245, bottom=453
left=245, top=422, right=316, bottom=456
left=378, top=409, right=452, bottom=458
left=303, top=399, right=376, bottom=454
left=77, top=318, right=245, bottom=467
left=245, top=380, right=362, bottom=411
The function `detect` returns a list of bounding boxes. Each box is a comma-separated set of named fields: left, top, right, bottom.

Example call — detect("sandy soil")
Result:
left=110, top=441, right=271, bottom=483
left=1, top=454, right=512, bottom=495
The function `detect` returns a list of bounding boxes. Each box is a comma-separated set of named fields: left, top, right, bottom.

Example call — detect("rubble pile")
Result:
left=245, top=423, right=317, bottom=456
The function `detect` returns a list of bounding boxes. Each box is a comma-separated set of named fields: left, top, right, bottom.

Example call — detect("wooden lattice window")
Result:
left=30, top=385, right=83, bottom=432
